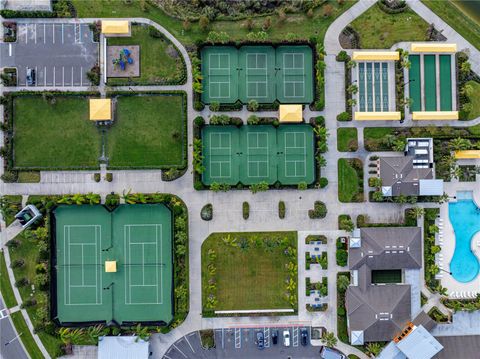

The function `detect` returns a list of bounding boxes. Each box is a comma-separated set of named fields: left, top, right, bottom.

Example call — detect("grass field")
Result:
left=337, top=128, right=358, bottom=152
left=10, top=311, right=44, bottom=359
left=0, top=252, right=17, bottom=308
left=107, top=24, right=186, bottom=85
left=13, top=97, right=101, bottom=169
left=466, top=81, right=480, bottom=120
left=9, top=232, right=64, bottom=357
left=338, top=158, right=363, bottom=202
left=202, top=232, right=297, bottom=312
left=363, top=127, right=395, bottom=151
left=71, top=0, right=356, bottom=45
left=422, top=0, right=480, bottom=51
left=107, top=94, right=185, bottom=168
left=350, top=4, right=429, bottom=48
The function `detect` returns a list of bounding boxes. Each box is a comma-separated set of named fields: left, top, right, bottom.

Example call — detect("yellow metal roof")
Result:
left=89, top=99, right=112, bottom=121
left=352, top=51, right=400, bottom=61
left=355, top=112, right=401, bottom=121
left=279, top=105, right=303, bottom=123
left=105, top=261, right=117, bottom=273
left=455, top=150, right=480, bottom=159
left=412, top=111, right=458, bottom=120
left=101, top=20, right=130, bottom=34
left=410, top=43, right=457, bottom=53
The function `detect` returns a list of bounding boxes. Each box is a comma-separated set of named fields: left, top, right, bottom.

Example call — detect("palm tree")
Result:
left=321, top=331, right=338, bottom=347
left=461, top=83, right=474, bottom=97
left=366, top=342, right=382, bottom=357
left=87, top=325, right=104, bottom=342
left=372, top=191, right=384, bottom=202
left=448, top=137, right=472, bottom=151
left=410, top=206, right=424, bottom=219
left=337, top=275, right=350, bottom=292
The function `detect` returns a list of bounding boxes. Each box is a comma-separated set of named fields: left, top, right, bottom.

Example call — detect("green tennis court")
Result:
left=439, top=55, right=452, bottom=111
left=201, top=45, right=313, bottom=104
left=409, top=55, right=421, bottom=112
left=55, top=204, right=172, bottom=325
left=202, top=124, right=314, bottom=186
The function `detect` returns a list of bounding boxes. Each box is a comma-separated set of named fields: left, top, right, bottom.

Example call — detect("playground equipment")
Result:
left=112, top=48, right=134, bottom=71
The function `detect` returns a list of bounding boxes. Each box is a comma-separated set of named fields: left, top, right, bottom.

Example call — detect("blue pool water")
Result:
left=448, top=199, right=480, bottom=283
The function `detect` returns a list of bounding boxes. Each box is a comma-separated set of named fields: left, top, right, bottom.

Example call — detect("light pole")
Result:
left=4, top=332, right=22, bottom=346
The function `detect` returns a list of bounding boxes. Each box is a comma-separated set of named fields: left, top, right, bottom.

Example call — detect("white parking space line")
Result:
left=172, top=344, right=187, bottom=358
left=25, top=25, right=28, bottom=44
left=53, top=24, right=55, bottom=44
left=162, top=355, right=172, bottom=359
left=35, top=66, right=38, bottom=86
left=53, top=66, right=56, bottom=85
left=35, top=24, right=37, bottom=44
left=182, top=336, right=195, bottom=353
left=80, top=67, right=83, bottom=86
left=71, top=66, right=74, bottom=85
left=44, top=23, right=46, bottom=44
left=9, top=44, right=12, bottom=56
left=62, top=23, right=64, bottom=44
left=62, top=66, right=65, bottom=86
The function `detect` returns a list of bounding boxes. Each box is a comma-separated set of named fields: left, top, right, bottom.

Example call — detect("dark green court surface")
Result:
left=202, top=125, right=315, bottom=186
left=371, top=269, right=402, bottom=284
left=54, top=204, right=172, bottom=325
left=201, top=45, right=313, bottom=104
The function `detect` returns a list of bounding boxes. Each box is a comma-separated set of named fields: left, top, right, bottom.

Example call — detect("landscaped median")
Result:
left=338, top=158, right=364, bottom=202
left=1, top=91, right=187, bottom=181
left=201, top=231, right=298, bottom=316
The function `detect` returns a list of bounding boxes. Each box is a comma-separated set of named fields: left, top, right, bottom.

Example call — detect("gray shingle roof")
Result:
left=380, top=156, right=433, bottom=196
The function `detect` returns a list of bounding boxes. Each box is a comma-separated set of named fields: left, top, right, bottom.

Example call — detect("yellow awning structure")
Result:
left=410, top=43, right=457, bottom=53
left=89, top=99, right=112, bottom=121
left=412, top=111, right=458, bottom=120
left=101, top=20, right=130, bottom=35
left=455, top=150, right=480, bottom=159
left=352, top=51, right=400, bottom=61
left=105, top=261, right=117, bottom=273
left=355, top=112, right=401, bottom=121
left=279, top=104, right=302, bottom=123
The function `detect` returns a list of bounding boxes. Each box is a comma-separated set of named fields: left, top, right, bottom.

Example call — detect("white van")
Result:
left=283, top=330, right=290, bottom=347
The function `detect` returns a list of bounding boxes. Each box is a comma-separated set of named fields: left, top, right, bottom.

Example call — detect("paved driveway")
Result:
left=0, top=22, right=99, bottom=86
left=0, top=299, right=28, bottom=359
left=162, top=326, right=325, bottom=359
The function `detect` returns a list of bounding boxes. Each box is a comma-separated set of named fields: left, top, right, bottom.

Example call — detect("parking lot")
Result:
left=0, top=22, right=99, bottom=87
left=162, top=326, right=326, bottom=359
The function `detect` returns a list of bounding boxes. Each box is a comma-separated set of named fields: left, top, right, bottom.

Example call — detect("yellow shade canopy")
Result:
left=279, top=105, right=302, bottom=123
left=105, top=261, right=117, bottom=273
left=454, top=150, right=480, bottom=159
left=101, top=20, right=130, bottom=35
left=352, top=51, right=399, bottom=61
left=412, top=111, right=458, bottom=120
left=355, top=112, right=401, bottom=121
left=410, top=43, right=457, bottom=53
left=89, top=99, right=112, bottom=121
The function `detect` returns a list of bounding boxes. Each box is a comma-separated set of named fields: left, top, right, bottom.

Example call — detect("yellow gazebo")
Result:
left=105, top=261, right=117, bottom=273
left=101, top=20, right=131, bottom=36
left=279, top=105, right=302, bottom=123
left=89, top=99, right=112, bottom=121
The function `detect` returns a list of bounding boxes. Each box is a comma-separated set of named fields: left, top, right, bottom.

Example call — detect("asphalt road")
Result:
left=0, top=298, right=28, bottom=359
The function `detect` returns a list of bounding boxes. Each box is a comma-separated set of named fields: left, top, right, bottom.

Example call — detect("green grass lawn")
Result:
left=13, top=96, right=101, bottom=169
left=363, top=127, right=396, bottom=151
left=466, top=81, right=480, bottom=120
left=0, top=252, right=17, bottom=308
left=107, top=24, right=186, bottom=85
left=9, top=232, right=64, bottom=358
left=72, top=0, right=356, bottom=46
left=337, top=128, right=358, bottom=152
left=350, top=4, right=429, bottom=48
left=338, top=158, right=363, bottom=202
left=10, top=311, right=44, bottom=359
left=107, top=94, right=186, bottom=168
left=422, top=0, right=480, bottom=50
left=202, top=232, right=297, bottom=312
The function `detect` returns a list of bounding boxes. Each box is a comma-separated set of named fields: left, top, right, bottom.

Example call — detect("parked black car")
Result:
left=301, top=329, right=308, bottom=346
left=272, top=330, right=278, bottom=345
left=26, top=67, right=35, bottom=86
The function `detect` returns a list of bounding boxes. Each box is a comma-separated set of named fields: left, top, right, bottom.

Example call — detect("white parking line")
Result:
left=25, top=25, right=28, bottom=44
left=182, top=336, right=195, bottom=353
left=62, top=66, right=65, bottom=86
left=62, top=24, right=64, bottom=44
left=44, top=23, right=46, bottom=44
left=35, top=66, right=38, bottom=86
left=53, top=66, right=56, bottom=85
left=35, top=24, right=37, bottom=44
left=9, top=44, right=12, bottom=56
left=172, top=344, right=187, bottom=358
left=53, top=24, right=55, bottom=44
left=44, top=66, right=47, bottom=86
left=71, top=66, right=74, bottom=85
left=80, top=67, right=83, bottom=86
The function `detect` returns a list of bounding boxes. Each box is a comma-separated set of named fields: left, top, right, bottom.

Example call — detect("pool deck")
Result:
left=437, top=181, right=480, bottom=298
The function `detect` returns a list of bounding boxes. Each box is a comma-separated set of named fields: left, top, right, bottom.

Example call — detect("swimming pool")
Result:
left=448, top=199, right=480, bottom=283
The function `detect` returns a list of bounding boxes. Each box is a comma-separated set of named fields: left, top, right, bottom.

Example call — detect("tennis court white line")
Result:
left=247, top=132, right=270, bottom=178
left=63, top=224, right=102, bottom=306
left=208, top=53, right=232, bottom=99
left=209, top=132, right=232, bottom=179
left=124, top=224, right=163, bottom=305
left=283, top=53, right=305, bottom=98
left=284, top=132, right=307, bottom=178
left=246, top=53, right=269, bottom=98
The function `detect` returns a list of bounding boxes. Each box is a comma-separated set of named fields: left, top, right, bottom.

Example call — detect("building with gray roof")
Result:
left=346, top=227, right=422, bottom=345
